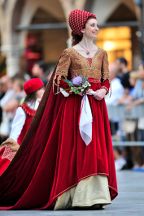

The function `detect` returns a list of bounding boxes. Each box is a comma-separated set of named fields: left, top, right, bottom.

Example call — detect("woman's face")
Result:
left=81, top=18, right=99, bottom=39
left=12, top=81, right=21, bottom=93
left=36, top=87, right=45, bottom=101
left=129, top=77, right=136, bottom=86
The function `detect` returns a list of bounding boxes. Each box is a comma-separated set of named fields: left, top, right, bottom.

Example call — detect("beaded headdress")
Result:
left=69, top=9, right=97, bottom=36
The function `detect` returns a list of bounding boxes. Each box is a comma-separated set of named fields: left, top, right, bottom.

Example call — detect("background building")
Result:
left=0, top=0, right=143, bottom=77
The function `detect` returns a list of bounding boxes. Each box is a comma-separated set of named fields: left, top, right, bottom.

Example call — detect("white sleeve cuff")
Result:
left=60, top=88, right=69, bottom=97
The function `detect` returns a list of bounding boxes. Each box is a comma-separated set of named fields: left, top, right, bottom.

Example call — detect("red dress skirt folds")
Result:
left=0, top=47, right=118, bottom=210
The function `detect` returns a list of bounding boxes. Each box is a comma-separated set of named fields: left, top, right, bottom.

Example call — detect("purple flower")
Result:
left=72, top=76, right=82, bottom=85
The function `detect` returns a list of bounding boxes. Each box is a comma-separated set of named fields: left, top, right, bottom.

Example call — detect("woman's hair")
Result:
left=71, top=16, right=96, bottom=46
left=71, top=32, right=83, bottom=47
left=13, top=78, right=25, bottom=91
left=22, top=86, right=43, bottom=105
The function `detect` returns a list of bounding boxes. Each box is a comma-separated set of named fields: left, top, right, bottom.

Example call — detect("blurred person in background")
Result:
left=0, top=77, right=25, bottom=143
left=0, top=76, right=16, bottom=143
left=116, top=70, right=140, bottom=170
left=32, top=60, right=48, bottom=87
left=0, top=78, right=44, bottom=175
left=3, top=78, right=25, bottom=114
left=0, top=76, right=8, bottom=142
left=115, top=57, right=133, bottom=96
left=105, top=63, right=124, bottom=106
left=45, top=65, right=55, bottom=83
left=126, top=65, right=144, bottom=108
left=126, top=65, right=144, bottom=170
left=0, top=76, right=8, bottom=125
left=115, top=59, right=139, bottom=170
left=0, top=76, right=8, bottom=99
left=25, top=34, right=42, bottom=76
left=118, top=71, right=139, bottom=104
left=105, top=63, right=125, bottom=171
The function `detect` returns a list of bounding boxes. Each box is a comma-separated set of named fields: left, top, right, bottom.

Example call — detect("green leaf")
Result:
left=61, top=78, right=73, bottom=85
left=75, top=90, right=79, bottom=94
left=85, top=86, right=90, bottom=90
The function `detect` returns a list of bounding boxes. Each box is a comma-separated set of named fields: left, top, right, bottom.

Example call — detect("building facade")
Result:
left=0, top=0, right=142, bottom=77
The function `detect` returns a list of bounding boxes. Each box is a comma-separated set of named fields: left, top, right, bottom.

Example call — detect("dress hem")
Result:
left=53, top=172, right=118, bottom=202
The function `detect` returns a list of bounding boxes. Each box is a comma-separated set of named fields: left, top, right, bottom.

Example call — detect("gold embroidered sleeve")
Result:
left=101, top=51, right=110, bottom=82
left=53, top=49, right=71, bottom=91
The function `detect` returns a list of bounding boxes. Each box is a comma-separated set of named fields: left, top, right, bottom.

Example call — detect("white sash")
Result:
left=79, top=94, right=93, bottom=146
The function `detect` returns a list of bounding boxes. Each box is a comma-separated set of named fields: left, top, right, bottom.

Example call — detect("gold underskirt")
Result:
left=54, top=175, right=111, bottom=210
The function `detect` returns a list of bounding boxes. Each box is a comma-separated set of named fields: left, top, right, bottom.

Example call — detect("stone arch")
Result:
left=13, top=0, right=68, bottom=48
left=1, top=0, right=69, bottom=76
left=91, top=0, right=138, bottom=24
left=17, top=0, right=69, bottom=66
left=106, top=2, right=137, bottom=22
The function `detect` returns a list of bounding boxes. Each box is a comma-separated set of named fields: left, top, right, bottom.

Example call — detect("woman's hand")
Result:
left=93, top=89, right=107, bottom=100
left=78, top=89, right=93, bottom=96
left=86, top=89, right=93, bottom=95
left=78, top=92, right=83, bottom=97
left=126, top=103, right=133, bottom=111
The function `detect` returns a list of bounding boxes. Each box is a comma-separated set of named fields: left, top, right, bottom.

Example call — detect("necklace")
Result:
left=79, top=43, right=93, bottom=55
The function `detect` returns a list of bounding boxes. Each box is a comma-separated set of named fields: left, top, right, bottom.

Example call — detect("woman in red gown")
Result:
left=0, top=9, right=118, bottom=210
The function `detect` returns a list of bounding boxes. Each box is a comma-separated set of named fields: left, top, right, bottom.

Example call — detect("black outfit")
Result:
left=121, top=71, right=133, bottom=90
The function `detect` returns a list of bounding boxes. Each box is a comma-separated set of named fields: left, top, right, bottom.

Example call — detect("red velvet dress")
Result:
left=0, top=105, right=36, bottom=175
left=0, top=47, right=118, bottom=209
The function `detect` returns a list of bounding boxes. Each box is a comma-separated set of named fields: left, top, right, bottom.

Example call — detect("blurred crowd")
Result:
left=105, top=57, right=144, bottom=172
left=0, top=56, right=144, bottom=172
left=0, top=60, right=54, bottom=144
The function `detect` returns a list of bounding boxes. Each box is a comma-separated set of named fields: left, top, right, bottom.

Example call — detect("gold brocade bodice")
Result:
left=53, top=47, right=109, bottom=91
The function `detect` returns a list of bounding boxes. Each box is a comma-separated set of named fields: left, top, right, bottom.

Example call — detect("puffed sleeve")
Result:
left=101, top=51, right=110, bottom=94
left=9, top=107, right=26, bottom=142
left=53, top=49, right=71, bottom=92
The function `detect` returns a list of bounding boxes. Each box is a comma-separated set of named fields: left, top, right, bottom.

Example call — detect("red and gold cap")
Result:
left=69, top=9, right=96, bottom=36
left=24, top=78, right=44, bottom=95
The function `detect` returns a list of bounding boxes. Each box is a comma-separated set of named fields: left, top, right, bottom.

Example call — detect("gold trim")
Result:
left=108, top=185, right=118, bottom=193
left=70, top=47, right=101, bottom=63
left=70, top=47, right=102, bottom=69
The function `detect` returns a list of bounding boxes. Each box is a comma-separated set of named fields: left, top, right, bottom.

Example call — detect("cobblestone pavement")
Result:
left=0, top=170, right=144, bottom=216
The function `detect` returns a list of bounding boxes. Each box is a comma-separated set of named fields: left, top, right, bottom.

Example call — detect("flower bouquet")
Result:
left=55, top=75, right=91, bottom=95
